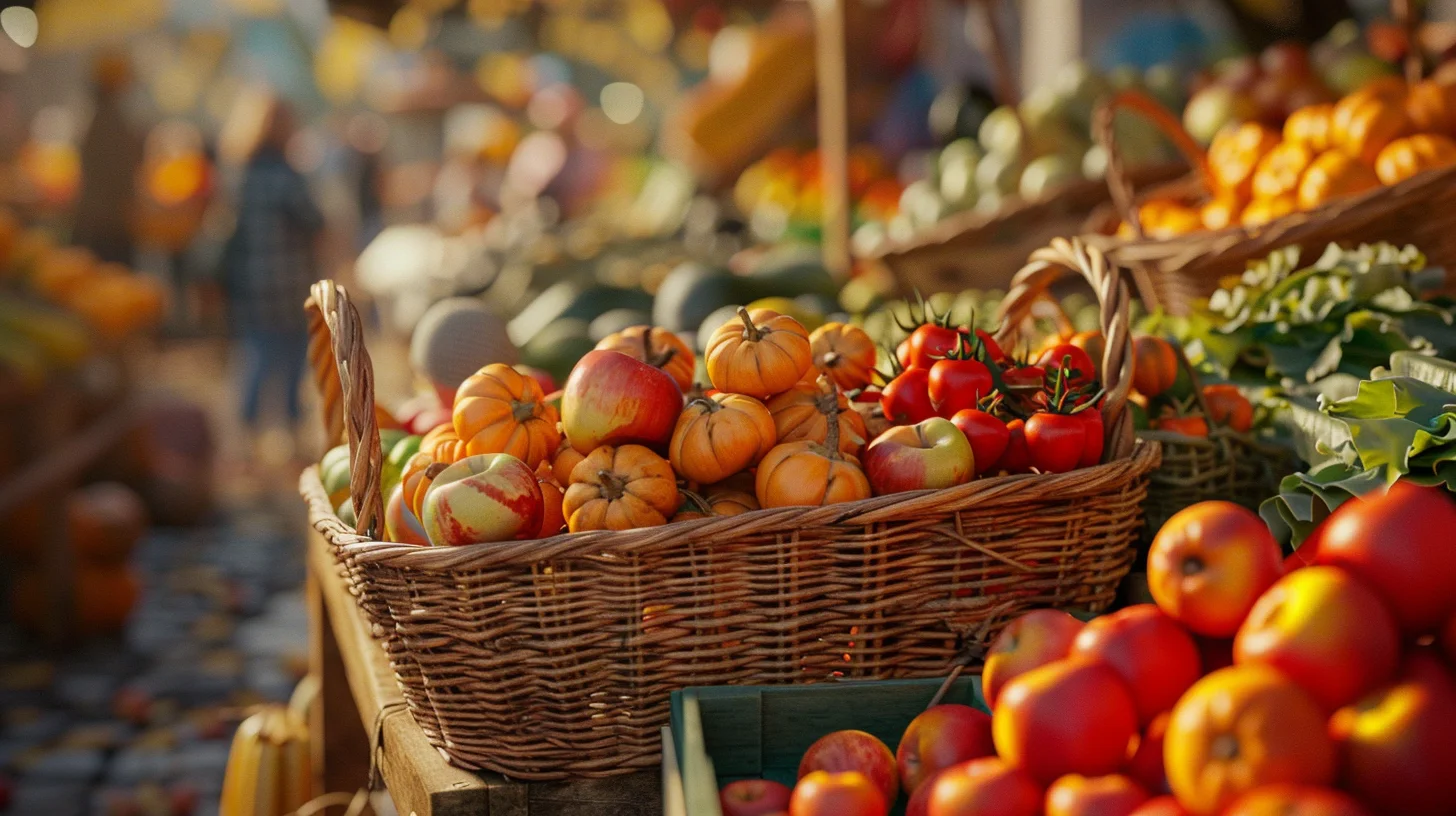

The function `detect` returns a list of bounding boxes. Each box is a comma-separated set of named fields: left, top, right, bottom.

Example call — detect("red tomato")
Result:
left=896, top=337, right=915, bottom=370
left=1002, top=364, right=1046, bottom=391
left=1315, top=481, right=1456, bottom=635
left=975, top=329, right=1008, bottom=365
left=951, top=409, right=1011, bottom=477
left=1202, top=384, right=1254, bottom=432
left=1038, top=344, right=1097, bottom=388
left=1025, top=412, right=1086, bottom=474
left=908, top=323, right=963, bottom=369
left=880, top=367, right=936, bottom=425
left=1000, top=419, right=1031, bottom=474
left=928, top=357, right=993, bottom=417
left=1075, top=408, right=1104, bottom=468
left=1153, top=414, right=1209, bottom=437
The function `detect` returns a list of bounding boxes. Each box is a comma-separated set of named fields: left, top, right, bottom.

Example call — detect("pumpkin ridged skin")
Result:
left=1251, top=141, right=1313, bottom=201
left=563, top=444, right=681, bottom=532
left=765, top=381, right=868, bottom=456
left=400, top=452, right=440, bottom=520
left=1405, top=78, right=1456, bottom=136
left=1208, top=123, right=1281, bottom=199
left=453, top=363, right=560, bottom=470
left=420, top=422, right=468, bottom=465
left=704, top=483, right=759, bottom=515
left=595, top=325, right=696, bottom=391
left=1283, top=103, right=1335, bottom=152
left=755, top=386, right=870, bottom=508
left=1241, top=195, right=1298, bottom=227
left=1331, top=84, right=1410, bottom=164
left=809, top=322, right=877, bottom=391
left=705, top=307, right=812, bottom=398
left=551, top=434, right=585, bottom=486
left=1374, top=133, right=1456, bottom=185
left=535, top=464, right=566, bottom=538
left=1296, top=150, right=1380, bottom=210
left=668, top=393, right=777, bottom=484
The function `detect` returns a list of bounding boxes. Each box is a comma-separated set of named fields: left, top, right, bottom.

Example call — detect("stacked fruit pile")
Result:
left=323, top=294, right=1118, bottom=546
left=718, top=489, right=1456, bottom=816
left=1121, top=71, right=1456, bottom=237
left=733, top=147, right=904, bottom=242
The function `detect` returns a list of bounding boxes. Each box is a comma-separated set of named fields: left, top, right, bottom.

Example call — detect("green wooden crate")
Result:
left=664, top=677, right=987, bottom=816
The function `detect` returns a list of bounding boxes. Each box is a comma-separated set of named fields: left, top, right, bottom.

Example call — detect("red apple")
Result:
left=1045, top=773, right=1149, bottom=816
left=1129, top=797, right=1191, bottom=816
left=919, top=757, right=1041, bottom=816
left=1234, top=566, right=1401, bottom=711
left=561, top=350, right=682, bottom=454
left=1148, top=501, right=1284, bottom=638
left=720, top=779, right=792, bottom=816
left=384, top=484, right=429, bottom=545
left=798, top=730, right=898, bottom=804
left=789, top=771, right=887, bottom=816
left=420, top=454, right=543, bottom=546
left=992, top=660, right=1140, bottom=786
left=1071, top=605, right=1201, bottom=725
left=905, top=768, right=941, bottom=816
left=1125, top=712, right=1169, bottom=796
left=1329, top=651, right=1456, bottom=815
left=1314, top=482, right=1456, bottom=635
left=983, top=610, right=1085, bottom=709
left=863, top=417, right=973, bottom=495
left=896, top=704, right=994, bottom=795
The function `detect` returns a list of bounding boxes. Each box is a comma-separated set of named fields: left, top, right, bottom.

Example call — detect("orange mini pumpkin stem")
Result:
left=736, top=306, right=763, bottom=342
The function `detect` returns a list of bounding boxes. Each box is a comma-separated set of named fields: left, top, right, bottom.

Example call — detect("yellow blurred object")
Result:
left=19, top=141, right=81, bottom=209
left=1207, top=122, right=1280, bottom=199
left=1251, top=141, right=1314, bottom=200
left=1199, top=192, right=1245, bottom=231
left=315, top=16, right=386, bottom=105
left=146, top=155, right=209, bottom=206
left=1331, top=81, right=1411, bottom=164
left=1374, top=133, right=1456, bottom=185
left=66, top=272, right=166, bottom=341
left=1283, top=104, right=1335, bottom=152
left=1296, top=149, right=1380, bottom=210
left=1240, top=194, right=1298, bottom=227
left=1118, top=199, right=1203, bottom=239
left=219, top=696, right=314, bottom=816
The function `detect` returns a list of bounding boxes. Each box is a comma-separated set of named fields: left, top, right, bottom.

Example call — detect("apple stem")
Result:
left=736, top=306, right=763, bottom=342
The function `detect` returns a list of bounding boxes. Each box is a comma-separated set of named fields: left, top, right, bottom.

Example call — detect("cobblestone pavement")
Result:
left=0, top=499, right=308, bottom=816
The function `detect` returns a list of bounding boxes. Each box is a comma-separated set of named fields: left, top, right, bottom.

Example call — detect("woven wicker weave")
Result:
left=1083, top=88, right=1456, bottom=315
left=300, top=239, right=1160, bottom=779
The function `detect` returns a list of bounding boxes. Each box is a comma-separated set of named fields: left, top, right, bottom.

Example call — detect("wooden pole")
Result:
left=812, top=0, right=852, bottom=280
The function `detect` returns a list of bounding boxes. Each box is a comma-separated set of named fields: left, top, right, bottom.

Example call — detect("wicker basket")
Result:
left=300, top=238, right=1159, bottom=779
left=1082, top=88, right=1456, bottom=315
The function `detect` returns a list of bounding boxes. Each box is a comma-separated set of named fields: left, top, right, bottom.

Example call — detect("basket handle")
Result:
left=305, top=280, right=384, bottom=539
left=994, top=237, right=1136, bottom=461
left=1093, top=89, right=1213, bottom=241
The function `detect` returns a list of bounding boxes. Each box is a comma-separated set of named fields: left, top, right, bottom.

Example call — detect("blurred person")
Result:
left=73, top=51, right=144, bottom=265
left=219, top=89, right=323, bottom=466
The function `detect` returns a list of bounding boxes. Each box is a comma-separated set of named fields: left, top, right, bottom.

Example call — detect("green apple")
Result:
left=899, top=180, right=946, bottom=228
left=1183, top=85, right=1257, bottom=146
left=937, top=138, right=982, bottom=208
left=1019, top=154, right=1081, bottom=200
left=978, top=105, right=1025, bottom=158
left=974, top=150, right=1023, bottom=196
left=1322, top=52, right=1398, bottom=95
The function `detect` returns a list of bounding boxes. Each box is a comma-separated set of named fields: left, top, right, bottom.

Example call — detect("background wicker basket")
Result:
left=1082, top=89, right=1456, bottom=315
left=299, top=239, right=1159, bottom=779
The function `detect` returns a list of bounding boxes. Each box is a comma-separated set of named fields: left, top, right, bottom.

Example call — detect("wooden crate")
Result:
left=664, top=677, right=986, bottom=816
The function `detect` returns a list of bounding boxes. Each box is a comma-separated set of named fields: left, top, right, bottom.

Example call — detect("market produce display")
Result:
left=717, top=487, right=1456, bottom=816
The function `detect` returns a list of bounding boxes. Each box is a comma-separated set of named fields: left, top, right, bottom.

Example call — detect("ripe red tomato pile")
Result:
left=873, top=313, right=1107, bottom=487
left=727, top=484, right=1456, bottom=816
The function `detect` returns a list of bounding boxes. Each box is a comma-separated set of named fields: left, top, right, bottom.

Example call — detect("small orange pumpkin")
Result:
left=1374, top=133, right=1456, bottom=185
left=420, top=422, right=468, bottom=465
left=1331, top=86, right=1410, bottom=164
left=563, top=444, right=681, bottom=532
left=1283, top=104, right=1335, bottom=152
left=755, top=410, right=871, bottom=509
left=551, top=433, right=585, bottom=486
left=1118, top=199, right=1204, bottom=239
left=809, top=322, right=877, bottom=391
left=400, top=452, right=440, bottom=520
left=703, top=483, right=759, bottom=516
left=1296, top=150, right=1380, bottom=210
left=594, top=325, right=696, bottom=391
left=1240, top=195, right=1298, bottom=227
left=765, top=377, right=868, bottom=457
left=668, top=392, right=777, bottom=484
left=1207, top=123, right=1281, bottom=198
left=705, top=307, right=812, bottom=398
left=452, top=363, right=560, bottom=469
left=1199, top=192, right=1246, bottom=231
left=1251, top=141, right=1314, bottom=201
left=534, top=463, right=566, bottom=538
left=1405, top=79, right=1456, bottom=136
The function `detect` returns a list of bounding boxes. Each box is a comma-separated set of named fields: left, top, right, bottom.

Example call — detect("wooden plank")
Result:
left=307, top=527, right=491, bottom=816
left=811, top=0, right=852, bottom=279
left=307, top=565, right=372, bottom=796
left=0, top=396, right=140, bottom=517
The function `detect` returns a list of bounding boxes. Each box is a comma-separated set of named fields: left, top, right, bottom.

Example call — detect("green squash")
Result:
left=319, top=444, right=353, bottom=508
left=380, top=434, right=422, bottom=499
left=521, top=319, right=596, bottom=385
left=652, top=262, right=746, bottom=333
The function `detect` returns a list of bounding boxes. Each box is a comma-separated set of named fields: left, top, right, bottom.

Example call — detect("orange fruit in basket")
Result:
left=1208, top=122, right=1281, bottom=199
left=1296, top=150, right=1379, bottom=210
left=1331, top=84, right=1411, bottom=164
left=1199, top=192, right=1245, bottom=231
left=1240, top=195, right=1298, bottom=227
left=1222, top=785, right=1370, bottom=816
left=1119, top=200, right=1203, bottom=240
left=594, top=325, right=696, bottom=392
left=1164, top=665, right=1335, bottom=815
left=562, top=444, right=679, bottom=532
left=452, top=363, right=559, bottom=469
left=1251, top=141, right=1314, bottom=200
left=1405, top=78, right=1456, bottom=136
left=1374, top=133, right=1456, bottom=185
left=1283, top=104, right=1336, bottom=152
